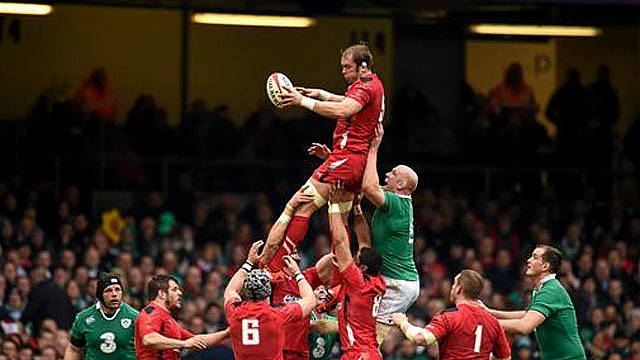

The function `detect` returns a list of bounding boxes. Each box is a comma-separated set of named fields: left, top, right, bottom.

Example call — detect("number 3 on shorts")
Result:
left=241, top=319, right=260, bottom=345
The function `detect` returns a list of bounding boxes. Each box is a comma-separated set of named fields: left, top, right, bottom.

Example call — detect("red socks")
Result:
left=266, top=216, right=310, bottom=272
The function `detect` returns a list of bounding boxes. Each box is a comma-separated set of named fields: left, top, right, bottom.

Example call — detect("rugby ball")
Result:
left=266, top=72, right=294, bottom=109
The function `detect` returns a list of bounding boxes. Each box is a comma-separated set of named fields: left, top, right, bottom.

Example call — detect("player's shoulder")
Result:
left=121, top=303, right=140, bottom=316
left=140, top=304, right=162, bottom=317
left=75, top=303, right=99, bottom=319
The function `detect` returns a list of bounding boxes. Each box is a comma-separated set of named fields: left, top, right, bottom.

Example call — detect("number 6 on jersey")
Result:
left=241, top=319, right=260, bottom=345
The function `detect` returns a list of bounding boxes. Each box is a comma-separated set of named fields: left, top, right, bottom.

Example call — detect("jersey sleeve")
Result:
left=69, top=313, right=86, bottom=348
left=224, top=297, right=241, bottom=320
left=304, top=267, right=322, bottom=289
left=528, top=287, right=556, bottom=318
left=139, top=308, right=165, bottom=338
left=278, top=302, right=304, bottom=325
left=492, top=327, right=512, bottom=359
left=180, top=326, right=195, bottom=340
left=346, top=82, right=372, bottom=107
left=340, top=262, right=365, bottom=289
left=379, top=191, right=399, bottom=214
left=425, top=313, right=450, bottom=342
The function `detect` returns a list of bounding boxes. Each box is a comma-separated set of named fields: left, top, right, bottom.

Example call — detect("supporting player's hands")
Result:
left=352, top=192, right=363, bottom=207
left=370, top=122, right=384, bottom=150
left=289, top=185, right=315, bottom=209
left=184, top=335, right=208, bottom=350
left=280, top=84, right=303, bottom=107
left=328, top=181, right=347, bottom=204
left=283, top=255, right=301, bottom=276
left=308, top=143, right=331, bottom=160
left=391, top=313, right=409, bottom=327
left=247, top=240, right=264, bottom=265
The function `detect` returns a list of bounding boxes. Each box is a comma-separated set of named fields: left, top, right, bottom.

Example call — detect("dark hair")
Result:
left=458, top=269, right=484, bottom=300
left=359, top=247, right=382, bottom=276
left=537, top=245, right=562, bottom=273
left=341, top=42, right=374, bottom=69
left=148, top=274, right=179, bottom=301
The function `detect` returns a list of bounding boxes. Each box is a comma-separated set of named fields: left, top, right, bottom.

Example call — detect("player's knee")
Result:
left=304, top=180, right=327, bottom=208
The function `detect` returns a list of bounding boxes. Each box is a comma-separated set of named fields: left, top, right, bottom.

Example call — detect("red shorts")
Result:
left=340, top=349, right=382, bottom=360
left=312, top=152, right=366, bottom=192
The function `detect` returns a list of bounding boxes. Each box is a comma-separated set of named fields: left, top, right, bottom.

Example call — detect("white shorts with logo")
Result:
left=376, top=275, right=420, bottom=325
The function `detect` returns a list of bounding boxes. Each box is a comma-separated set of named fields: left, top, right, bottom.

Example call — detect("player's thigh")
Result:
left=376, top=277, right=420, bottom=324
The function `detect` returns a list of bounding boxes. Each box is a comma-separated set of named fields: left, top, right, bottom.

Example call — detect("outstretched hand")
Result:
left=283, top=255, right=301, bottom=276
left=328, top=181, right=347, bottom=204
left=290, top=185, right=315, bottom=209
left=280, top=85, right=303, bottom=107
left=247, top=240, right=264, bottom=265
left=296, top=87, right=321, bottom=99
left=391, top=313, right=408, bottom=327
left=370, top=122, right=384, bottom=150
left=308, top=143, right=331, bottom=160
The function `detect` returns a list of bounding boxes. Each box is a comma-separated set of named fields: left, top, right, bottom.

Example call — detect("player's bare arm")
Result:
left=199, top=328, right=231, bottom=346
left=281, top=84, right=363, bottom=119
left=352, top=193, right=372, bottom=249
left=499, top=311, right=545, bottom=335
left=142, top=332, right=207, bottom=350
left=328, top=182, right=353, bottom=271
left=391, top=313, right=437, bottom=346
left=296, top=87, right=344, bottom=102
left=315, top=253, right=335, bottom=283
left=478, top=299, right=527, bottom=320
left=362, top=123, right=385, bottom=208
left=260, top=187, right=314, bottom=264
left=63, top=343, right=83, bottom=360
left=225, top=240, right=263, bottom=302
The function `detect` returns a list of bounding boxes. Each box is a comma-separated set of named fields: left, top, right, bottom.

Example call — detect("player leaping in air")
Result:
left=259, top=42, right=386, bottom=272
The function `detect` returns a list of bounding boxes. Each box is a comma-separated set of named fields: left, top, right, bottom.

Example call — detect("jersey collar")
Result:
left=96, top=302, right=122, bottom=321
left=537, top=273, right=556, bottom=290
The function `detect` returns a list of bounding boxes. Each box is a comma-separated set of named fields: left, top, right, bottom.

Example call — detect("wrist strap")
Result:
left=295, top=272, right=305, bottom=282
left=241, top=261, right=253, bottom=273
left=300, top=96, right=317, bottom=111
left=318, top=90, right=331, bottom=101
left=328, top=202, right=341, bottom=214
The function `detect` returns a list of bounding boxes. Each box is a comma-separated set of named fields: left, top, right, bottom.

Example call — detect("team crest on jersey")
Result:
left=85, top=316, right=95, bottom=325
left=121, top=318, right=131, bottom=329
left=283, top=295, right=299, bottom=303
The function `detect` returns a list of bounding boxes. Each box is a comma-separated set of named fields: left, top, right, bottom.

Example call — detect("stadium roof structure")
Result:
left=33, top=0, right=640, bottom=26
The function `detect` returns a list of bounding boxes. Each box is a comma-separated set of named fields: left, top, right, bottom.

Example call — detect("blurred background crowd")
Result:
left=0, top=59, right=638, bottom=358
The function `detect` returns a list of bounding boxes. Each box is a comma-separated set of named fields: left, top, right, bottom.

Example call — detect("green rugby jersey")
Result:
left=69, top=302, right=139, bottom=360
left=370, top=190, right=418, bottom=281
left=309, top=313, right=338, bottom=360
left=527, top=277, right=586, bottom=360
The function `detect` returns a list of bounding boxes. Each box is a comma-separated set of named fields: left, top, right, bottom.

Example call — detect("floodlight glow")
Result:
left=0, top=2, right=52, bottom=15
left=470, top=24, right=602, bottom=37
left=192, top=13, right=316, bottom=28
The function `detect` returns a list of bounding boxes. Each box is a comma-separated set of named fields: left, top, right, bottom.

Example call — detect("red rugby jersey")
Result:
left=271, top=267, right=323, bottom=358
left=426, top=303, right=511, bottom=360
left=225, top=297, right=303, bottom=360
left=333, top=74, right=385, bottom=155
left=135, top=303, right=194, bottom=360
left=337, top=262, right=386, bottom=355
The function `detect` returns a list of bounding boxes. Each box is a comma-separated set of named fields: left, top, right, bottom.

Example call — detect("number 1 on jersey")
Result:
left=241, top=319, right=260, bottom=345
left=474, top=325, right=483, bottom=353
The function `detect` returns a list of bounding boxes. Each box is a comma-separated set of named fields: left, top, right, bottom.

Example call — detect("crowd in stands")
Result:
left=0, top=63, right=639, bottom=359
left=0, top=169, right=639, bottom=359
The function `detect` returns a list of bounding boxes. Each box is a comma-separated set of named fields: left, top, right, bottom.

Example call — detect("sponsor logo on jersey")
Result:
left=85, top=316, right=95, bottom=325
left=283, top=294, right=300, bottom=303
left=121, top=318, right=132, bottom=329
